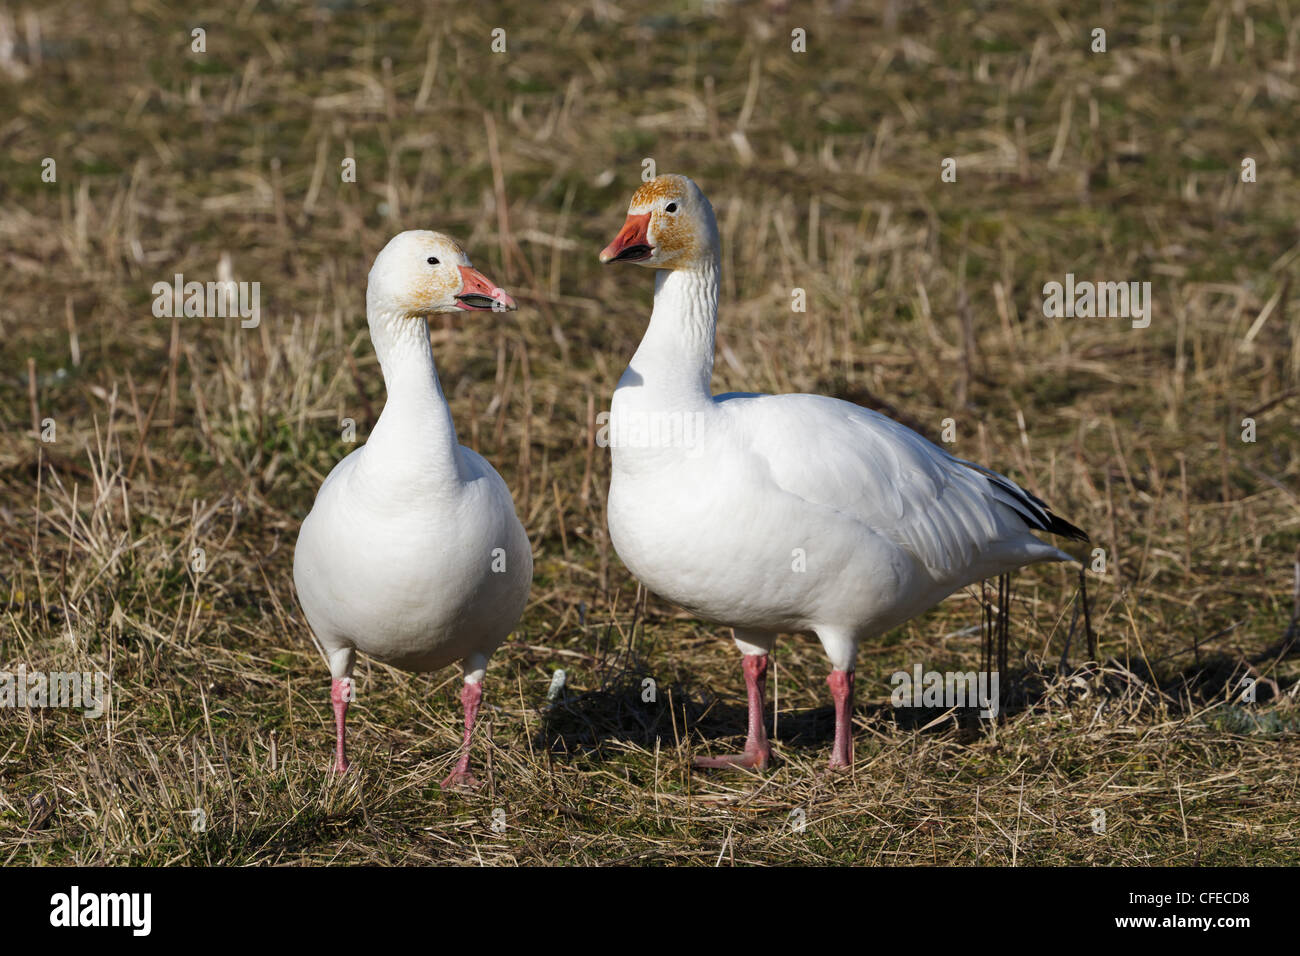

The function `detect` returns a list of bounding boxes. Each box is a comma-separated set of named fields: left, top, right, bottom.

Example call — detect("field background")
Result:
left=2, top=0, right=1298, bottom=865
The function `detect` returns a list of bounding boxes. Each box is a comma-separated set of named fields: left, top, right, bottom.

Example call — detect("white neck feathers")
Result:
left=360, top=303, right=461, bottom=487
left=616, top=258, right=720, bottom=413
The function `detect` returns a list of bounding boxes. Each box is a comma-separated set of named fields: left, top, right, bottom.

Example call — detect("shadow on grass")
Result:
left=538, top=643, right=1300, bottom=767
left=536, top=650, right=999, bottom=763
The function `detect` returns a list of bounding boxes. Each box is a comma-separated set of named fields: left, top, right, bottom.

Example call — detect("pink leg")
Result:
left=330, top=678, right=351, bottom=774
left=695, top=654, right=772, bottom=770
left=441, top=680, right=483, bottom=790
left=827, top=669, right=855, bottom=770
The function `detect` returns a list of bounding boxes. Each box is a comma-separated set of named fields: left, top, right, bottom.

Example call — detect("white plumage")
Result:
left=294, top=230, right=531, bottom=786
left=599, top=175, right=1086, bottom=770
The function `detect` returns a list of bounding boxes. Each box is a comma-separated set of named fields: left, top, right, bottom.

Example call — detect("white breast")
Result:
left=294, top=444, right=531, bottom=674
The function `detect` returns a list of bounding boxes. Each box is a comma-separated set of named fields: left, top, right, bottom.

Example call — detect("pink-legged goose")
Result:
left=294, top=230, right=531, bottom=787
left=599, top=175, right=1086, bottom=770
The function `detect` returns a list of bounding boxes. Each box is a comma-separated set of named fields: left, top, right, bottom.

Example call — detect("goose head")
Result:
left=367, top=230, right=517, bottom=317
left=599, top=174, right=719, bottom=270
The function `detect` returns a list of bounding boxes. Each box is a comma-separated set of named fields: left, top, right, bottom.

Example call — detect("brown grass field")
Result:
left=1, top=0, right=1298, bottom=865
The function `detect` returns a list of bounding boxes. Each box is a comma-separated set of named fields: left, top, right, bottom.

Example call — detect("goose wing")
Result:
left=717, top=392, right=1085, bottom=577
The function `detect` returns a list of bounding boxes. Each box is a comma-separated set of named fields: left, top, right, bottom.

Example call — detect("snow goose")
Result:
left=598, top=174, right=1087, bottom=770
left=293, top=230, right=531, bottom=787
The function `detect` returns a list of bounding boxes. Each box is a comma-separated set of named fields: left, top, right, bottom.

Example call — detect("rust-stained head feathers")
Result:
left=367, top=230, right=517, bottom=318
left=599, top=174, right=719, bottom=270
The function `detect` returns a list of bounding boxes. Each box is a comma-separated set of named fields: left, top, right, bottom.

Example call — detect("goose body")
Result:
left=293, top=230, right=531, bottom=785
left=295, top=440, right=529, bottom=675
left=599, top=175, right=1086, bottom=769
left=609, top=391, right=1073, bottom=667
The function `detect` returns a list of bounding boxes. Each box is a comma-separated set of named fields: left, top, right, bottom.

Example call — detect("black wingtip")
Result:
left=957, top=459, right=1091, bottom=544
left=978, top=469, right=1089, bottom=542
left=1043, top=512, right=1090, bottom=543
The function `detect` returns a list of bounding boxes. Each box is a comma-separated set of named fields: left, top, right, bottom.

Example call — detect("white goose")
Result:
left=293, top=230, right=532, bottom=787
left=598, top=175, right=1087, bottom=770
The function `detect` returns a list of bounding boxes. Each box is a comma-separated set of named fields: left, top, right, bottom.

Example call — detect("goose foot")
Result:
left=440, top=769, right=481, bottom=790
left=694, top=748, right=771, bottom=770
left=826, top=669, right=855, bottom=770
left=440, top=679, right=484, bottom=791
left=330, top=678, right=353, bottom=774
left=695, top=653, right=772, bottom=771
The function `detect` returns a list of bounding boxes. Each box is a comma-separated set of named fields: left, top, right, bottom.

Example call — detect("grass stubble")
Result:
left=0, top=0, right=1298, bottom=865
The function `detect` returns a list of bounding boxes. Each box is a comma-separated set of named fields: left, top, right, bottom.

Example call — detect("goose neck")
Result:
left=619, top=258, right=720, bottom=411
left=361, top=306, right=460, bottom=486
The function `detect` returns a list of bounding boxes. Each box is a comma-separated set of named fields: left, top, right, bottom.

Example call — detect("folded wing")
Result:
left=717, top=392, right=1086, bottom=579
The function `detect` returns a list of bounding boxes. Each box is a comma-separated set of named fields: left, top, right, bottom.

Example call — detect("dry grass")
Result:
left=1, top=0, right=1298, bottom=865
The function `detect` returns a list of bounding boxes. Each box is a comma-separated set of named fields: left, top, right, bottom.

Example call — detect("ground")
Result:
left=1, top=0, right=1297, bottom=865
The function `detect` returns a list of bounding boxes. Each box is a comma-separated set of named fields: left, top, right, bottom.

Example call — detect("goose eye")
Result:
left=665, top=202, right=678, bottom=213
left=426, top=256, right=440, bottom=266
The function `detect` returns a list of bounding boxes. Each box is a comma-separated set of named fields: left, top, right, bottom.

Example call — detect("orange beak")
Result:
left=599, top=212, right=653, bottom=264
left=455, top=264, right=517, bottom=311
